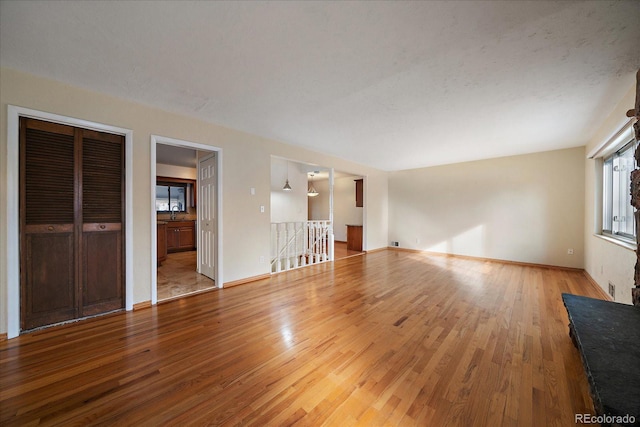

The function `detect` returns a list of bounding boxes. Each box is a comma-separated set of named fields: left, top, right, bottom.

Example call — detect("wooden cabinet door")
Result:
left=157, top=223, right=167, bottom=264
left=20, top=118, right=125, bottom=331
left=347, top=225, right=363, bottom=251
left=167, top=225, right=179, bottom=251
left=355, top=179, right=363, bottom=207
left=178, top=226, right=195, bottom=249
left=166, top=222, right=195, bottom=252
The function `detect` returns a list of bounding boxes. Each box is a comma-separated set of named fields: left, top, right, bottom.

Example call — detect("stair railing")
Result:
left=271, top=220, right=333, bottom=273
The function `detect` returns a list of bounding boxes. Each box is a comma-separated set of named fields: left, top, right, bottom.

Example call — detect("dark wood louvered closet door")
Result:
left=20, top=118, right=125, bottom=331
left=81, top=130, right=124, bottom=316
left=20, top=119, right=77, bottom=330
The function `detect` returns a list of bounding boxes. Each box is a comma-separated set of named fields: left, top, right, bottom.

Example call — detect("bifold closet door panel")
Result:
left=20, top=118, right=78, bottom=330
left=81, top=129, right=125, bottom=315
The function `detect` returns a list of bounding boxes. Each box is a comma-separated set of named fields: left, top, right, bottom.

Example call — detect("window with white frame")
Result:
left=602, top=139, right=637, bottom=240
left=594, top=120, right=637, bottom=243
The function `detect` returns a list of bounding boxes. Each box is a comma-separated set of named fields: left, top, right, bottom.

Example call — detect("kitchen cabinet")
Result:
left=157, top=222, right=167, bottom=264
left=167, top=220, right=196, bottom=252
left=346, top=224, right=363, bottom=251
left=355, top=179, right=363, bottom=207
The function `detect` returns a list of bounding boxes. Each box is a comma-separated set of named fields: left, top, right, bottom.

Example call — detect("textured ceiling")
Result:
left=1, top=1, right=639, bottom=171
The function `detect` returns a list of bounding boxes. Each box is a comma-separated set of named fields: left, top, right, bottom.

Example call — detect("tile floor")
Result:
left=157, top=251, right=216, bottom=301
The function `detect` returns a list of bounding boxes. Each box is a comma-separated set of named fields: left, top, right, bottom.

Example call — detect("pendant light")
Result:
left=307, top=172, right=319, bottom=197
left=283, top=161, right=292, bottom=191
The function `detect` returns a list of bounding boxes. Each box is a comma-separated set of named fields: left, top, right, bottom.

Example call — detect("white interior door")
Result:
left=198, top=154, right=216, bottom=280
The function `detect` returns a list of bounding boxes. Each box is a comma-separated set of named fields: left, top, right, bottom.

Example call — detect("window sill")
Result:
left=594, top=234, right=637, bottom=251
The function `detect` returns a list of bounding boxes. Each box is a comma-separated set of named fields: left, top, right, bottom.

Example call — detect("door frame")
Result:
left=150, top=135, right=223, bottom=305
left=6, top=105, right=134, bottom=339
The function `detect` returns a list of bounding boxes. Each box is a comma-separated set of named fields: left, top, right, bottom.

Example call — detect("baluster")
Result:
left=318, top=222, right=322, bottom=263
left=324, top=221, right=327, bottom=261
left=322, top=223, right=326, bottom=261
left=310, top=222, right=316, bottom=264
left=281, top=223, right=286, bottom=271
left=294, top=222, right=298, bottom=267
left=294, top=223, right=298, bottom=270
left=314, top=224, right=319, bottom=263
left=276, top=224, right=282, bottom=272
left=313, top=222, right=318, bottom=264
left=285, top=222, right=289, bottom=270
left=300, top=222, right=304, bottom=266
left=287, top=223, right=292, bottom=270
left=280, top=223, right=285, bottom=269
left=296, top=222, right=304, bottom=266
left=322, top=223, right=327, bottom=261
left=301, top=222, right=306, bottom=266
left=307, top=222, right=312, bottom=265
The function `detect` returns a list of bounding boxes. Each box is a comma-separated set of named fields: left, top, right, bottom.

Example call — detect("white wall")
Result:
left=389, top=147, right=586, bottom=268
left=584, top=86, right=636, bottom=304
left=0, top=67, right=390, bottom=335
left=156, top=163, right=197, bottom=180
left=363, top=172, right=388, bottom=251
left=332, top=176, right=363, bottom=242
left=270, top=158, right=308, bottom=223
left=308, top=179, right=330, bottom=221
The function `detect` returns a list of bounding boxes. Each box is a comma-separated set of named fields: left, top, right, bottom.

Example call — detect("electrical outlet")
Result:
left=608, top=282, right=615, bottom=299
left=394, top=241, right=399, bottom=247
left=259, top=255, right=265, bottom=263
left=567, top=248, right=574, bottom=255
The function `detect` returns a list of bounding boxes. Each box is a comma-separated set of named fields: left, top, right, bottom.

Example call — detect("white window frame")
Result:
left=589, top=119, right=637, bottom=246
left=602, top=140, right=637, bottom=241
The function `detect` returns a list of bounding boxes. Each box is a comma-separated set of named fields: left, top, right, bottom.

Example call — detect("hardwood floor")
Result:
left=157, top=250, right=215, bottom=300
left=1, top=250, right=600, bottom=426
left=334, top=241, right=364, bottom=260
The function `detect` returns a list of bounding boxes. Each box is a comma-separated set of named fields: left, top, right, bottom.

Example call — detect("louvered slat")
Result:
left=24, top=128, right=75, bottom=225
left=82, top=136, right=123, bottom=223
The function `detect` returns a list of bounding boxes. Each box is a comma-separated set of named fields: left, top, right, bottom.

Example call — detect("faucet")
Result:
left=170, top=205, right=180, bottom=220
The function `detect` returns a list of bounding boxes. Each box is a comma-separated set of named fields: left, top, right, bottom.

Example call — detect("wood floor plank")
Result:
left=0, top=250, right=601, bottom=426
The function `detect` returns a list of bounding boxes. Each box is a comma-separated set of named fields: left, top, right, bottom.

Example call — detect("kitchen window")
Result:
left=156, top=183, right=187, bottom=212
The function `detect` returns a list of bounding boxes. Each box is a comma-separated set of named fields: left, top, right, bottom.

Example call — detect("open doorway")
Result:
left=151, top=136, right=221, bottom=304
left=269, top=158, right=365, bottom=273
left=308, top=170, right=365, bottom=260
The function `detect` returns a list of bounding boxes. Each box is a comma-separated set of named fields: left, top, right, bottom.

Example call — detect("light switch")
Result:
left=260, top=205, right=265, bottom=213
left=250, top=187, right=256, bottom=195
